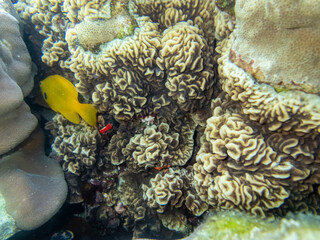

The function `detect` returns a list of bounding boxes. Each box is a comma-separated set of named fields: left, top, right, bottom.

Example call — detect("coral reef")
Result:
left=143, top=167, right=207, bottom=216
left=11, top=0, right=320, bottom=238
left=122, top=117, right=196, bottom=171
left=194, top=89, right=320, bottom=216
left=15, top=0, right=216, bottom=122
left=142, top=167, right=207, bottom=233
left=46, top=114, right=103, bottom=177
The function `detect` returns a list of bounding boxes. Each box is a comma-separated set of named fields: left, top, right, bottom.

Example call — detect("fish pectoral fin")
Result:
left=61, top=110, right=81, bottom=124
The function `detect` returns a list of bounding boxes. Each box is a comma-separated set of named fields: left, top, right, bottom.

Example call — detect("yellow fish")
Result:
left=40, top=75, right=97, bottom=126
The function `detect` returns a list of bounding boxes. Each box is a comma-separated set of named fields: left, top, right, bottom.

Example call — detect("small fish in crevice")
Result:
left=40, top=75, right=97, bottom=126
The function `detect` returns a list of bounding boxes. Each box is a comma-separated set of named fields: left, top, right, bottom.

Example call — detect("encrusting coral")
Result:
left=122, top=117, right=196, bottom=171
left=27, top=0, right=215, bottom=234
left=229, top=0, right=320, bottom=94
left=142, top=167, right=208, bottom=233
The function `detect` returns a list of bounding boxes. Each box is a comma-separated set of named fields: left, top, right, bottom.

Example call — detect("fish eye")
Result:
left=44, top=92, right=47, bottom=100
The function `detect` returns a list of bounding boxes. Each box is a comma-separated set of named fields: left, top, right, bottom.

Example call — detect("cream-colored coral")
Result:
left=122, top=118, right=195, bottom=170
left=143, top=168, right=185, bottom=213
left=143, top=167, right=208, bottom=216
left=130, top=0, right=215, bottom=41
left=45, top=114, right=102, bottom=177
left=158, top=210, right=189, bottom=233
left=66, top=16, right=162, bottom=121
left=141, top=167, right=194, bottom=233
left=229, top=0, right=320, bottom=94
left=156, top=21, right=214, bottom=112
left=213, top=5, right=235, bottom=40
left=14, top=0, right=113, bottom=66
left=15, top=0, right=216, bottom=122
left=193, top=33, right=320, bottom=217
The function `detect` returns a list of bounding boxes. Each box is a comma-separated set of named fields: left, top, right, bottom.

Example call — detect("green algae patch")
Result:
left=215, top=0, right=235, bottom=16
left=185, top=211, right=320, bottom=240
left=116, top=18, right=137, bottom=39
left=274, top=85, right=290, bottom=93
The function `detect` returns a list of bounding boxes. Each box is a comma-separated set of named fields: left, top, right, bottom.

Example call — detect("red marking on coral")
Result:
left=154, top=164, right=171, bottom=171
left=99, top=123, right=113, bottom=134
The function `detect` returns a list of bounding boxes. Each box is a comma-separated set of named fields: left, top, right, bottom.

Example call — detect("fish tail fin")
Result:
left=78, top=103, right=98, bottom=127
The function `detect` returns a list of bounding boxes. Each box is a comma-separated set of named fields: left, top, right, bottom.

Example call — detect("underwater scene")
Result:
left=1, top=0, right=320, bottom=239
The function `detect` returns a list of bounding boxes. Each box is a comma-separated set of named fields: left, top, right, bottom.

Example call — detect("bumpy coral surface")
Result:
left=23, top=0, right=216, bottom=236
left=0, top=0, right=37, bottom=155
left=230, top=0, right=320, bottom=94
left=142, top=167, right=208, bottom=218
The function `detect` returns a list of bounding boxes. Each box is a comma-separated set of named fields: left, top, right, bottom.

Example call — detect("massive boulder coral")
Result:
left=229, top=0, right=320, bottom=94
left=0, top=0, right=37, bottom=155
left=0, top=129, right=68, bottom=231
left=0, top=1, right=67, bottom=238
